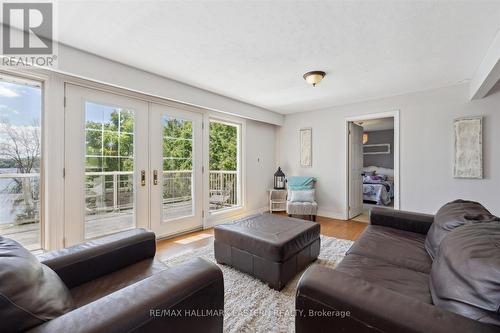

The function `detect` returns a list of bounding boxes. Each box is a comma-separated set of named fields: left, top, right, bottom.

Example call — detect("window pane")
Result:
left=86, top=130, right=102, bottom=155
left=161, top=116, right=193, bottom=221
left=0, top=79, right=42, bottom=250
left=163, top=117, right=192, bottom=139
left=209, top=121, right=239, bottom=212
left=84, top=102, right=135, bottom=239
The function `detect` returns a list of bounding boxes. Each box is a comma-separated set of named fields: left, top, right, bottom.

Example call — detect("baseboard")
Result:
left=317, top=207, right=347, bottom=220
left=205, top=205, right=347, bottom=226
left=205, top=206, right=268, bottom=228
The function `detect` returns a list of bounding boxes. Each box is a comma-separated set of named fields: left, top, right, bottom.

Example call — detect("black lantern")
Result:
left=274, top=167, right=286, bottom=189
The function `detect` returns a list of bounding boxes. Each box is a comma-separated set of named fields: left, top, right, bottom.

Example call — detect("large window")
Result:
left=209, top=119, right=241, bottom=212
left=0, top=76, right=42, bottom=250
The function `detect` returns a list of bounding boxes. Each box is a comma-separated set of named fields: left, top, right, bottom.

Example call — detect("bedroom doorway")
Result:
left=346, top=111, right=399, bottom=221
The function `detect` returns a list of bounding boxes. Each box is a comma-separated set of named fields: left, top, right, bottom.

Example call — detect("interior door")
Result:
left=150, top=103, right=203, bottom=237
left=349, top=122, right=364, bottom=219
left=64, top=84, right=149, bottom=246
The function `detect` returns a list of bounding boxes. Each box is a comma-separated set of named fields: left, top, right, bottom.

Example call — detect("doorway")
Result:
left=64, top=84, right=204, bottom=246
left=346, top=111, right=399, bottom=221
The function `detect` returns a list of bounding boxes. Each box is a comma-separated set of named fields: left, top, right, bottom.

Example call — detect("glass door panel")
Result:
left=0, top=76, right=42, bottom=250
left=150, top=104, right=202, bottom=237
left=162, top=116, right=194, bottom=220
left=84, top=103, right=135, bottom=239
left=65, top=85, right=148, bottom=246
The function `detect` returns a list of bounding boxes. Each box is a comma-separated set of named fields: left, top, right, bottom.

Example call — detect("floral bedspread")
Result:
left=363, top=181, right=394, bottom=206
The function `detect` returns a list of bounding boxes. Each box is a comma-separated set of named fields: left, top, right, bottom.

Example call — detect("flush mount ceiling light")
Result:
left=303, top=71, right=326, bottom=87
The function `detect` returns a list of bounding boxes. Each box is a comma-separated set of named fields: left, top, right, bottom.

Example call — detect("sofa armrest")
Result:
left=370, top=207, right=434, bottom=234
left=38, top=228, right=156, bottom=288
left=28, top=258, right=224, bottom=333
left=296, top=265, right=499, bottom=333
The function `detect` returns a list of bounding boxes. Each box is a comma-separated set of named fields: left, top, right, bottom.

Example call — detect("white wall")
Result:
left=278, top=84, right=500, bottom=217
left=246, top=120, right=277, bottom=212
left=56, top=44, right=284, bottom=125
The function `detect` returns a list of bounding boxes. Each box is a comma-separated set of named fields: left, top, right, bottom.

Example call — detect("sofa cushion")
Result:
left=425, top=200, right=499, bottom=259
left=288, top=189, right=315, bottom=202
left=336, top=253, right=432, bottom=303
left=347, top=225, right=432, bottom=273
left=38, top=228, right=156, bottom=288
left=430, top=223, right=500, bottom=326
left=0, top=237, right=74, bottom=332
left=70, top=258, right=167, bottom=308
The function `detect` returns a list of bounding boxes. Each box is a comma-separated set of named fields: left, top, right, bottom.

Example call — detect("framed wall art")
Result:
left=453, top=116, right=483, bottom=179
left=300, top=128, right=312, bottom=167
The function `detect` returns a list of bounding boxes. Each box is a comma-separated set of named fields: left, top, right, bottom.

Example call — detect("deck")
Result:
left=0, top=170, right=238, bottom=251
left=1, top=199, right=236, bottom=251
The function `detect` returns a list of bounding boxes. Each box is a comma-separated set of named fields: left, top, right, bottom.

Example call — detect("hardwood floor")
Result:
left=156, top=214, right=367, bottom=260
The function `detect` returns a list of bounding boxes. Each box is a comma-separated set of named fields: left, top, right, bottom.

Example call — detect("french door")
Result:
left=149, top=104, right=203, bottom=237
left=64, top=85, right=203, bottom=246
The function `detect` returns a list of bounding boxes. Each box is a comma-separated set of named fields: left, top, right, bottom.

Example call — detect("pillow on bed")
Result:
left=364, top=166, right=394, bottom=177
left=363, top=174, right=387, bottom=182
left=288, top=189, right=315, bottom=202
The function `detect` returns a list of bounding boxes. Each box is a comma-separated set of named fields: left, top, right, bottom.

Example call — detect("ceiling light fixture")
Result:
left=303, top=71, right=326, bottom=87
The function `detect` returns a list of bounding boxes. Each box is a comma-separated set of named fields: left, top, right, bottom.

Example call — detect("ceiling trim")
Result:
left=470, top=29, right=500, bottom=100
left=53, top=43, right=284, bottom=125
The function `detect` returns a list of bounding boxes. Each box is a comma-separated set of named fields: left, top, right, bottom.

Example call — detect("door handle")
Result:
left=141, top=170, right=146, bottom=186
left=153, top=170, right=158, bottom=185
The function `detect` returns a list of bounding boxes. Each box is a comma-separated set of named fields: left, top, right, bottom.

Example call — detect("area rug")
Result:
left=161, top=235, right=353, bottom=333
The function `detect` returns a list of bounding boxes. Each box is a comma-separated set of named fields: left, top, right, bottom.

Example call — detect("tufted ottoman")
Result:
left=214, top=213, right=320, bottom=290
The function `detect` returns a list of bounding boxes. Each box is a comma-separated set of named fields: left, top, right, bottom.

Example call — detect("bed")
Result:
left=362, top=166, right=394, bottom=206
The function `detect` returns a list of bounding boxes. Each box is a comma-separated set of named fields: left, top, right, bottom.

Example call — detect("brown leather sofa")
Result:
left=296, top=205, right=500, bottom=333
left=2, top=228, right=224, bottom=333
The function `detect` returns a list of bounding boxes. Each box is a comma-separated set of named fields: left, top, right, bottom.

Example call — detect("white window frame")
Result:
left=0, top=71, right=47, bottom=250
left=204, top=113, right=245, bottom=226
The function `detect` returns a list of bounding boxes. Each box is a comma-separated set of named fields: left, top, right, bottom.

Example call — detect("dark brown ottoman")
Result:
left=214, top=213, right=320, bottom=290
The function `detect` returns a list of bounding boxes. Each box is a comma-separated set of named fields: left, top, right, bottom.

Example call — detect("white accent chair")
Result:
left=287, top=200, right=318, bottom=221
left=286, top=187, right=318, bottom=221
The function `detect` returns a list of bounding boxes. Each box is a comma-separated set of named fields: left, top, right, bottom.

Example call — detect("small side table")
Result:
left=268, top=189, right=287, bottom=213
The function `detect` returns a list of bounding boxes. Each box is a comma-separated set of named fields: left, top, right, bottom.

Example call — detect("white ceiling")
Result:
left=355, top=117, right=394, bottom=132
left=55, top=1, right=500, bottom=114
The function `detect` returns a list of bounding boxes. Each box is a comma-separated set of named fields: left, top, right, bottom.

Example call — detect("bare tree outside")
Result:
left=0, top=79, right=42, bottom=250
left=0, top=120, right=41, bottom=224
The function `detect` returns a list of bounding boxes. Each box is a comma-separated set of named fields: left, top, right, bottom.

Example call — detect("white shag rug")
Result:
left=161, top=235, right=353, bottom=333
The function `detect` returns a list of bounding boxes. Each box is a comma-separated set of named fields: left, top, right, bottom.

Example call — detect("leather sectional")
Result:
left=296, top=201, right=500, bottom=333
left=0, top=228, right=224, bottom=333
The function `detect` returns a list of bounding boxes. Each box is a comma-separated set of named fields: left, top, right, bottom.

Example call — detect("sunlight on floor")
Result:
left=174, top=233, right=213, bottom=244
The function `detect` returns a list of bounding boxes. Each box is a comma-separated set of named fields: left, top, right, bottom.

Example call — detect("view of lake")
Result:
left=0, top=168, right=40, bottom=225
